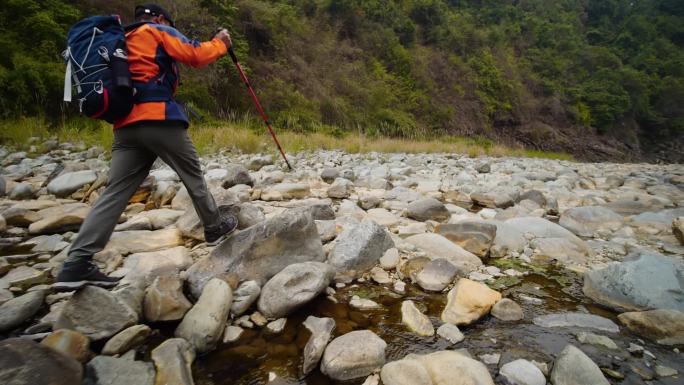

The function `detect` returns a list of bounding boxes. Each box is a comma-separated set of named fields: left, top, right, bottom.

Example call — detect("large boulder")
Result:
left=407, top=198, right=450, bottom=222
left=441, top=278, right=501, bottom=325
left=583, top=251, right=684, bottom=312
left=550, top=345, right=609, bottom=385
left=0, top=338, right=83, bottom=385
left=470, top=188, right=518, bottom=209
left=186, top=208, right=325, bottom=298
left=0, top=290, right=44, bottom=332
left=321, top=330, right=387, bottom=381
left=617, top=309, right=684, bottom=345
left=328, top=219, right=395, bottom=275
left=47, top=170, right=97, bottom=197
left=405, top=233, right=482, bottom=275
left=258, top=262, right=335, bottom=319
left=302, top=316, right=336, bottom=374
left=435, top=222, right=497, bottom=257
left=54, top=286, right=138, bottom=341
left=85, top=354, right=155, bottom=385
left=559, top=206, right=624, bottom=237
left=175, top=278, right=232, bottom=353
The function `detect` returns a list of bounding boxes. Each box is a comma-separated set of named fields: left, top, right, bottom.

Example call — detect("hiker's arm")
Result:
left=153, top=25, right=227, bottom=68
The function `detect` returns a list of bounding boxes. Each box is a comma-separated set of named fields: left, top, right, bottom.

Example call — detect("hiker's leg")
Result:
left=147, top=123, right=221, bottom=230
left=67, top=128, right=156, bottom=260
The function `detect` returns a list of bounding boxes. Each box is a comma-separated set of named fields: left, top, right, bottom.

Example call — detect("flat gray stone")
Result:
left=533, top=313, right=619, bottom=333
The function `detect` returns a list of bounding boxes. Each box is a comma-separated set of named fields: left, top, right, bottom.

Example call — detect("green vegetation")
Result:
left=0, top=117, right=574, bottom=160
left=1, top=0, right=683, bottom=158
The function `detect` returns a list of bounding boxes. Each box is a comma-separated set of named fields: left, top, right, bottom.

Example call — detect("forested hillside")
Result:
left=1, top=0, right=683, bottom=161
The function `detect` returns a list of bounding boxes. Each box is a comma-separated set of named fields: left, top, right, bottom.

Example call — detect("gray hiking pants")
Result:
left=67, top=122, right=220, bottom=260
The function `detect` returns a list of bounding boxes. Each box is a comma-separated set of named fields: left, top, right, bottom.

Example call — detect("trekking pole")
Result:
left=228, top=47, right=293, bottom=170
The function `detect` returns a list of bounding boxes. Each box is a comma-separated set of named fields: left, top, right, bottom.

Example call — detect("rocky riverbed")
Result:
left=0, top=140, right=682, bottom=385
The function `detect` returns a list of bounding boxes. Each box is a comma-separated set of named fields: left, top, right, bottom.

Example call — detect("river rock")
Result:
left=9, top=183, right=33, bottom=200
left=381, top=359, right=432, bottom=385
left=321, top=330, right=387, bottom=381
left=117, top=246, right=192, bottom=286
left=54, top=286, right=138, bottom=340
left=380, top=248, right=400, bottom=269
left=102, top=324, right=151, bottom=355
left=85, top=354, right=155, bottom=385
left=436, top=221, right=497, bottom=257
left=533, top=313, right=619, bottom=333
left=401, top=300, right=434, bottom=336
left=417, top=258, right=458, bottom=291
left=550, top=345, right=609, bottom=385
left=186, top=208, right=324, bottom=298
left=99, top=229, right=184, bottom=257
left=321, top=168, right=340, bottom=183
left=674, top=217, right=683, bottom=245
left=441, top=278, right=501, bottom=325
left=236, top=203, right=265, bottom=229
left=151, top=338, right=196, bottom=385
left=0, top=338, right=83, bottom=385
left=143, top=275, right=192, bottom=322
left=47, top=170, right=97, bottom=197
left=221, top=164, right=254, bottom=188
left=0, top=290, right=44, bottom=332
left=405, top=233, right=482, bottom=274
left=231, top=280, right=261, bottom=316
left=407, top=198, right=450, bottom=222
left=28, top=203, right=90, bottom=234
left=258, top=262, right=334, bottom=319
left=471, top=188, right=517, bottom=208
left=40, top=329, right=91, bottom=363
left=1, top=265, right=46, bottom=288
left=436, top=323, right=464, bottom=344
left=261, top=183, right=311, bottom=200
left=223, top=325, right=243, bottom=343
left=0, top=175, right=5, bottom=196
left=583, top=250, right=684, bottom=312
left=409, top=350, right=494, bottom=385
left=327, top=178, right=354, bottom=199
left=499, top=359, right=546, bottom=385
left=302, top=316, right=335, bottom=374
left=559, top=206, right=624, bottom=237
left=2, top=206, right=41, bottom=227
left=491, top=298, right=523, bottom=321
left=617, top=309, right=684, bottom=345
left=175, top=278, right=232, bottom=353
left=575, top=332, right=618, bottom=350
left=328, top=219, right=394, bottom=274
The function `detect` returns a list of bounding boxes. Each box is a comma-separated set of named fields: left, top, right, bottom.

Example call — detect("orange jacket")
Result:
left=113, top=22, right=227, bottom=129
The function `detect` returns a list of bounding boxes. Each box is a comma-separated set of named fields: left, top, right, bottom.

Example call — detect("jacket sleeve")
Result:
left=152, top=25, right=227, bottom=68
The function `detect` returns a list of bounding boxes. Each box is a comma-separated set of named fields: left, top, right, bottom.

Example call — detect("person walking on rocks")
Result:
left=55, top=4, right=237, bottom=290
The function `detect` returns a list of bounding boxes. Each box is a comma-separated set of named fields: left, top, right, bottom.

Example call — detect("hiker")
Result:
left=55, top=4, right=237, bottom=290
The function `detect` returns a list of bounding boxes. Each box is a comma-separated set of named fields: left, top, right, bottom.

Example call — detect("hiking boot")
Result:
left=205, top=214, right=238, bottom=246
left=53, top=259, right=121, bottom=291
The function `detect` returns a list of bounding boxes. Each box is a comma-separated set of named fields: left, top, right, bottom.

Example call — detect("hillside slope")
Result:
left=2, top=0, right=683, bottom=161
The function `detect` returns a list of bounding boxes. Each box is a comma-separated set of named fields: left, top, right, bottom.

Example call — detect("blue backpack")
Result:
left=63, top=15, right=134, bottom=122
